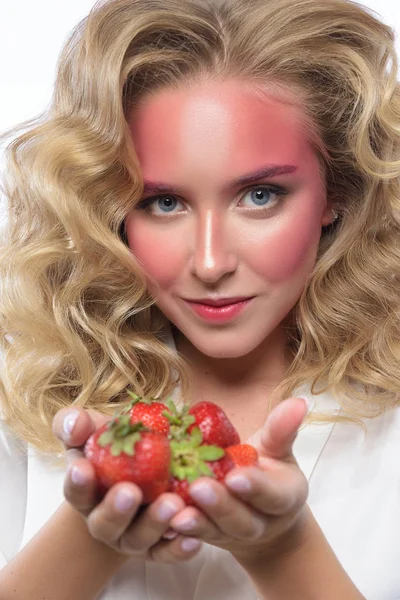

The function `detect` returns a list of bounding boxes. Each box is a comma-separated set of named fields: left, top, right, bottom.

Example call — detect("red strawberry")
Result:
left=225, top=444, right=259, bottom=467
left=167, top=427, right=235, bottom=505
left=187, top=401, right=240, bottom=448
left=124, top=391, right=172, bottom=435
left=84, top=415, right=171, bottom=504
left=124, top=392, right=196, bottom=440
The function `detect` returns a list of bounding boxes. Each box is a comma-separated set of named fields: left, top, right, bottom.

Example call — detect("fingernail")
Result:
left=299, top=396, right=311, bottom=415
left=162, top=528, right=178, bottom=540
left=114, top=489, right=137, bottom=513
left=189, top=483, right=217, bottom=505
left=181, top=537, right=201, bottom=552
left=157, top=500, right=179, bottom=521
left=70, top=465, right=87, bottom=486
left=174, top=517, right=197, bottom=531
left=63, top=410, right=80, bottom=440
left=225, top=474, right=252, bottom=493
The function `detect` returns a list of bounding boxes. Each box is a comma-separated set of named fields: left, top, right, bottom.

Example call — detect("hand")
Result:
left=52, top=407, right=203, bottom=563
left=167, top=397, right=310, bottom=564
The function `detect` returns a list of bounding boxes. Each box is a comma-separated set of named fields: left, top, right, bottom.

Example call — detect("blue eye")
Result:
left=240, top=186, right=282, bottom=209
left=138, top=195, right=184, bottom=215
left=156, top=197, right=178, bottom=212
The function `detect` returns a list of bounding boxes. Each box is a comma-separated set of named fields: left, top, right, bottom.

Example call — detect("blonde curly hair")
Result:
left=1, top=0, right=399, bottom=454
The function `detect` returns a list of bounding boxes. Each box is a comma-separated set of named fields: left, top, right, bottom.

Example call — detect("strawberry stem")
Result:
left=98, top=415, right=151, bottom=457
left=162, top=399, right=196, bottom=440
left=169, top=427, right=226, bottom=483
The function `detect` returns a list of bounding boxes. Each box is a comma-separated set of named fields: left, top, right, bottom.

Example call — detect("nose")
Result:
left=189, top=210, right=238, bottom=283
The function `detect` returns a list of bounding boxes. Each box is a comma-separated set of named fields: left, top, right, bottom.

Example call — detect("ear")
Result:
left=321, top=197, right=335, bottom=227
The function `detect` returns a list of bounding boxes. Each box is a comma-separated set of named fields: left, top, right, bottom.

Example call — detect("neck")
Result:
left=174, top=325, right=292, bottom=409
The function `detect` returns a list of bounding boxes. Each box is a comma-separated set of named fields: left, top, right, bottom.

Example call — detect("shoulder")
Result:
left=362, top=403, right=400, bottom=468
left=331, top=402, right=400, bottom=456
left=308, top=400, right=400, bottom=490
left=294, top=387, right=400, bottom=481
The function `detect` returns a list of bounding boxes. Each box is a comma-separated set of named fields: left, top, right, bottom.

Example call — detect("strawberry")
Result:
left=84, top=415, right=171, bottom=504
left=187, top=401, right=240, bottom=448
left=124, top=392, right=196, bottom=440
left=124, top=391, right=172, bottom=435
left=225, top=444, right=259, bottom=467
left=167, top=427, right=235, bottom=505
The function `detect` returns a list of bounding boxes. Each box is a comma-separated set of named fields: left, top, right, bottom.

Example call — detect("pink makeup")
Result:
left=125, top=78, right=332, bottom=361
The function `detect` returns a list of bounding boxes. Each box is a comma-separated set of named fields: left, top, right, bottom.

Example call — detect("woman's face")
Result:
left=125, top=79, right=332, bottom=358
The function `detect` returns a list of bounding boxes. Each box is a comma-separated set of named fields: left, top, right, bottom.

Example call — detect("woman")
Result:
left=0, top=0, right=399, bottom=598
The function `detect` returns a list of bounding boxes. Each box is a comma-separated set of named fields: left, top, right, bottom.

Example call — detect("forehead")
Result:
left=127, top=79, right=319, bottom=178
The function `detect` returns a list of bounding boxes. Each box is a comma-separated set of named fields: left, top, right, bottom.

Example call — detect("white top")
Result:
left=1, top=330, right=400, bottom=599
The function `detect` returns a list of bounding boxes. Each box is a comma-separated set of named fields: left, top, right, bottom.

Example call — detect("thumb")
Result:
left=257, top=397, right=309, bottom=461
left=52, top=407, right=111, bottom=448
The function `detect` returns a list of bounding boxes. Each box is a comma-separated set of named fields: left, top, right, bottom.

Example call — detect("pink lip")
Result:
left=184, top=296, right=251, bottom=307
left=183, top=297, right=254, bottom=323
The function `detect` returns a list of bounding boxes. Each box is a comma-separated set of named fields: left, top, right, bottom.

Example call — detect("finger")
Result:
left=258, top=397, right=308, bottom=461
left=65, top=448, right=84, bottom=468
left=185, top=477, right=265, bottom=541
left=119, top=493, right=186, bottom=554
left=86, top=482, right=143, bottom=545
left=149, top=535, right=203, bottom=563
left=161, top=528, right=178, bottom=540
left=52, top=407, right=111, bottom=448
left=169, top=505, right=220, bottom=539
left=225, top=464, right=309, bottom=516
left=64, top=456, right=99, bottom=516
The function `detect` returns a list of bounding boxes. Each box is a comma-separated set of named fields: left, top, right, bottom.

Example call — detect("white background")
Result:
left=1, top=0, right=400, bottom=225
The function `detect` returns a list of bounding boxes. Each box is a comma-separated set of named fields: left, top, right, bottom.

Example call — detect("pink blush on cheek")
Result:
left=125, top=217, right=181, bottom=288
left=249, top=219, right=322, bottom=283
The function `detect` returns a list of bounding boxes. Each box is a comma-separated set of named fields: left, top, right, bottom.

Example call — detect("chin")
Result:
left=197, top=345, right=249, bottom=359
left=182, top=329, right=268, bottom=359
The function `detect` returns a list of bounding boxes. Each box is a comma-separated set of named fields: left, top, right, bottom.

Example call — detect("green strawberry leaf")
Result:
left=98, top=430, right=114, bottom=447
left=126, top=390, right=140, bottom=400
left=186, top=471, right=201, bottom=484
left=169, top=428, right=223, bottom=484
left=188, top=427, right=202, bottom=447
left=110, top=439, right=125, bottom=456
left=197, top=445, right=225, bottom=461
left=118, top=423, right=133, bottom=437
left=122, top=436, right=136, bottom=456
left=108, top=414, right=122, bottom=428
left=170, top=443, right=186, bottom=455
left=162, top=400, right=199, bottom=441
left=169, top=440, right=182, bottom=452
left=165, top=398, right=179, bottom=414
left=123, top=391, right=155, bottom=417
left=113, top=416, right=150, bottom=436
left=162, top=409, right=176, bottom=422
left=170, top=440, right=197, bottom=455
left=171, top=464, right=189, bottom=480
left=198, top=462, right=214, bottom=477
left=163, top=400, right=183, bottom=425
left=169, top=427, right=205, bottom=456
left=98, top=416, right=149, bottom=456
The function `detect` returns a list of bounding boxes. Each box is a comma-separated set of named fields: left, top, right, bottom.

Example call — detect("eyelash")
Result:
left=136, top=184, right=288, bottom=216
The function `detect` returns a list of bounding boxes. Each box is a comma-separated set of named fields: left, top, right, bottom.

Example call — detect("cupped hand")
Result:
left=167, top=397, right=310, bottom=564
left=52, top=407, right=203, bottom=563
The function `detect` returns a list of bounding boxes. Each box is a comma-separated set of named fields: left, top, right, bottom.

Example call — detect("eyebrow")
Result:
left=142, top=164, right=298, bottom=195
